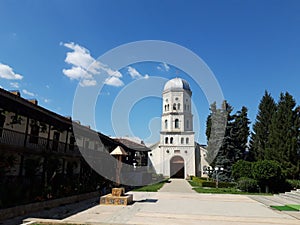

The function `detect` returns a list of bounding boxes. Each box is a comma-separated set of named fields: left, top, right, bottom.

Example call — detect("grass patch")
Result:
left=193, top=187, right=242, bottom=194
left=192, top=187, right=272, bottom=195
left=271, top=205, right=299, bottom=211
left=189, top=180, right=201, bottom=187
left=190, top=182, right=271, bottom=195
left=286, top=204, right=300, bottom=210
left=132, top=180, right=168, bottom=192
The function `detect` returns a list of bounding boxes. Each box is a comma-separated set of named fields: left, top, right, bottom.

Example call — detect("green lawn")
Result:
left=189, top=180, right=271, bottom=195
left=132, top=180, right=168, bottom=192
left=271, top=205, right=300, bottom=211
left=287, top=204, right=300, bottom=210
left=193, top=187, right=243, bottom=194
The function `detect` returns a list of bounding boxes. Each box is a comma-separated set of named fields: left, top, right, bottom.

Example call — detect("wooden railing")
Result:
left=0, top=127, right=80, bottom=156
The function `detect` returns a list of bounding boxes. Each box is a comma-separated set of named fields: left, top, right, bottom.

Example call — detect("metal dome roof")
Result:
left=163, top=78, right=191, bottom=92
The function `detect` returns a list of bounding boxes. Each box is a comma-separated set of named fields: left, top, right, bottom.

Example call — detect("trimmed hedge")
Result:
left=202, top=181, right=216, bottom=188
left=198, top=180, right=237, bottom=188
left=218, top=182, right=236, bottom=188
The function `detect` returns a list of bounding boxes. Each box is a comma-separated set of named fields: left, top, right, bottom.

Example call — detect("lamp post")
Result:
left=204, top=166, right=224, bottom=188
left=214, top=167, right=224, bottom=188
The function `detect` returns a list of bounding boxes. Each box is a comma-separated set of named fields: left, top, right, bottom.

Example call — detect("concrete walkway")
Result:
left=158, top=179, right=195, bottom=193
left=23, top=180, right=300, bottom=225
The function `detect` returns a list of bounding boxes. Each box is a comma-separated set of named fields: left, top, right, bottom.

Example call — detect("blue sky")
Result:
left=0, top=1, right=300, bottom=144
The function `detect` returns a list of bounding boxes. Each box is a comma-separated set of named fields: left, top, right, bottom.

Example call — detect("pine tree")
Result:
left=267, top=92, right=299, bottom=178
left=232, top=106, right=250, bottom=161
left=250, top=91, right=276, bottom=161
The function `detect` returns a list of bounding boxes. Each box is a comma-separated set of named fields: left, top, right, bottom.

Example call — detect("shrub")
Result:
left=232, top=160, right=253, bottom=180
left=202, top=181, right=216, bottom=188
left=237, top=177, right=258, bottom=193
left=252, top=160, right=283, bottom=193
left=218, top=182, right=236, bottom=188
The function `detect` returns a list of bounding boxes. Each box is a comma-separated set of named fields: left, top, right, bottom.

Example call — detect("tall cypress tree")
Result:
left=212, top=101, right=236, bottom=181
left=207, top=103, right=251, bottom=181
left=250, top=91, right=277, bottom=161
left=267, top=92, right=299, bottom=178
left=205, top=102, right=227, bottom=165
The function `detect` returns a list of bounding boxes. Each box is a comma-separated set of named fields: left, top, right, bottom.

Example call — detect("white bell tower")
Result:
left=158, top=78, right=196, bottom=178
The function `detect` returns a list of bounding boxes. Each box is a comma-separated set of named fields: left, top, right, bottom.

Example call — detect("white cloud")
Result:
left=62, top=42, right=123, bottom=87
left=104, top=67, right=122, bottom=78
left=22, top=89, right=35, bottom=97
left=63, top=42, right=94, bottom=68
left=163, top=62, right=170, bottom=71
left=0, top=85, right=3, bottom=89
left=157, top=62, right=170, bottom=72
left=128, top=66, right=142, bottom=79
left=0, top=63, right=23, bottom=80
left=127, top=66, right=150, bottom=79
left=80, top=79, right=97, bottom=87
left=44, top=98, right=51, bottom=103
left=104, top=76, right=124, bottom=87
left=99, top=91, right=110, bottom=96
left=63, top=66, right=92, bottom=80
left=10, top=82, right=19, bottom=88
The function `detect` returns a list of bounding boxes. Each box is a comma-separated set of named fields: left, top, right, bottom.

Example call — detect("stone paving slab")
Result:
left=158, top=178, right=195, bottom=193
left=23, top=180, right=300, bottom=225
left=62, top=191, right=299, bottom=225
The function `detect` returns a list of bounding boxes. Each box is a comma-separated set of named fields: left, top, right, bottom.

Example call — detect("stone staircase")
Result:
left=276, top=189, right=300, bottom=204
left=250, top=189, right=300, bottom=207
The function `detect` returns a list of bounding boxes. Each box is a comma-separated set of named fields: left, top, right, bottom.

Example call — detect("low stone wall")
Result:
left=0, top=191, right=99, bottom=221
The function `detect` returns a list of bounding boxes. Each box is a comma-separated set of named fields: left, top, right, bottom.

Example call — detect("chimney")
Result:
left=28, top=99, right=38, bottom=105
left=74, top=120, right=81, bottom=125
left=10, top=90, right=21, bottom=97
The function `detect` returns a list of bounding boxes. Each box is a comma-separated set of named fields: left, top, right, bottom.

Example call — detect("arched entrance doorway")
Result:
left=170, top=155, right=184, bottom=178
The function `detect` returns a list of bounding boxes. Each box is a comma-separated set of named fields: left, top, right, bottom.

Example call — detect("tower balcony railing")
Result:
left=0, top=127, right=81, bottom=156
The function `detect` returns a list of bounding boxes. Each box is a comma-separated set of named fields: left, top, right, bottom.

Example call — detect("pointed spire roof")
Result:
left=110, top=146, right=128, bottom=156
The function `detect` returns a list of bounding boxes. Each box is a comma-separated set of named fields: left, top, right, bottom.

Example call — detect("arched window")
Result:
left=170, top=137, right=173, bottom=144
left=184, top=104, right=186, bottom=110
left=186, top=120, right=189, bottom=129
left=165, top=119, right=168, bottom=129
left=164, top=105, right=167, bottom=111
left=181, top=137, right=184, bottom=144
left=173, top=103, right=176, bottom=110
left=186, top=137, right=189, bottom=144
left=167, top=104, right=169, bottom=111
left=177, top=103, right=180, bottom=110
left=165, top=137, right=168, bottom=144
left=175, top=119, right=179, bottom=128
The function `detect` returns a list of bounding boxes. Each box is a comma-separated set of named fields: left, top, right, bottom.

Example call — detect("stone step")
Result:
left=250, top=196, right=281, bottom=206
left=278, top=193, right=300, bottom=204
left=283, top=192, right=300, bottom=200
left=280, top=196, right=300, bottom=204
left=272, top=194, right=300, bottom=205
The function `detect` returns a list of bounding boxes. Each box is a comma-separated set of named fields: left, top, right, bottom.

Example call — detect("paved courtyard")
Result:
left=22, top=179, right=300, bottom=225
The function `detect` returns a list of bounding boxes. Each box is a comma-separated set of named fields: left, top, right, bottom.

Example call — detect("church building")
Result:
left=149, top=78, right=209, bottom=178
